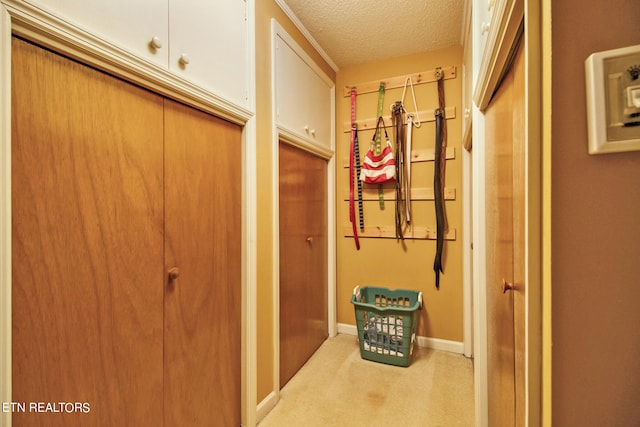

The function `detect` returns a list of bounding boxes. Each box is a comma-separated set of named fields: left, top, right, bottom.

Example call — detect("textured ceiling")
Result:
left=281, top=0, right=465, bottom=69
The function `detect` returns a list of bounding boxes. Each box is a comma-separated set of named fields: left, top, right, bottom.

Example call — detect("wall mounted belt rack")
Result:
left=342, top=66, right=457, bottom=97
left=343, top=66, right=458, bottom=243
left=342, top=147, right=456, bottom=168
left=343, top=107, right=456, bottom=133
left=342, top=186, right=456, bottom=202
left=342, top=225, right=456, bottom=240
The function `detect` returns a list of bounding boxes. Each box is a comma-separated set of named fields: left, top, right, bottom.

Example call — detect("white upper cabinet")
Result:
left=22, top=0, right=250, bottom=110
left=273, top=21, right=334, bottom=154
left=169, top=0, right=248, bottom=108
left=25, top=0, right=169, bottom=67
left=22, top=0, right=169, bottom=66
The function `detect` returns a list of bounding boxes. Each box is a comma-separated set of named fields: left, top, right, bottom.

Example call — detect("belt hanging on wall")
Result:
left=349, top=87, right=361, bottom=250
left=433, top=67, right=449, bottom=289
left=391, top=101, right=406, bottom=239
left=391, top=76, right=422, bottom=240
left=374, top=83, right=386, bottom=209
left=400, top=76, right=421, bottom=225
left=353, top=100, right=364, bottom=232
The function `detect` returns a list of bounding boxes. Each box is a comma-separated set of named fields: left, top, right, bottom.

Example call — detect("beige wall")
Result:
left=335, top=46, right=464, bottom=342
left=550, top=0, right=640, bottom=424
left=254, top=1, right=336, bottom=403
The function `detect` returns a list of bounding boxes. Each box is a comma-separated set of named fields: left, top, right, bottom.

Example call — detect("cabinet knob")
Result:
left=150, top=36, right=163, bottom=50
left=464, top=108, right=471, bottom=119
left=179, top=54, right=191, bottom=65
left=303, top=125, right=309, bottom=133
left=482, top=22, right=491, bottom=35
left=310, top=129, right=316, bottom=137
left=501, top=278, right=513, bottom=293
left=168, top=267, right=180, bottom=281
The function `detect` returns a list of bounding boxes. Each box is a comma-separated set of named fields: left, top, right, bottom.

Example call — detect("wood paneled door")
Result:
left=484, top=40, right=526, bottom=427
left=11, top=37, right=241, bottom=426
left=278, top=142, right=328, bottom=387
left=163, top=100, right=242, bottom=426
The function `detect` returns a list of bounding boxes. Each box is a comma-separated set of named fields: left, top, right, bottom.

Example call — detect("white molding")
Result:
left=416, top=336, right=465, bottom=355
left=473, top=0, right=524, bottom=111
left=242, top=2, right=258, bottom=425
left=337, top=323, right=358, bottom=336
left=337, top=324, right=465, bottom=355
left=472, top=105, right=488, bottom=427
left=462, top=148, right=474, bottom=358
left=277, top=127, right=334, bottom=160
left=256, top=391, right=278, bottom=424
left=0, top=4, right=11, bottom=426
left=273, top=0, right=339, bottom=72
left=461, top=0, right=473, bottom=47
left=270, top=21, right=282, bottom=407
left=241, top=115, right=258, bottom=427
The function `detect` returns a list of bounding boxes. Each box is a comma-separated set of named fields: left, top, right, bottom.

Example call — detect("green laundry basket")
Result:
left=351, top=285, right=423, bottom=367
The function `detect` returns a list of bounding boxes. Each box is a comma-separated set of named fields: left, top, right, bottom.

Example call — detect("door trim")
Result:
left=0, top=6, right=11, bottom=424
left=471, top=0, right=542, bottom=425
left=0, top=2, right=258, bottom=426
left=473, top=0, right=524, bottom=112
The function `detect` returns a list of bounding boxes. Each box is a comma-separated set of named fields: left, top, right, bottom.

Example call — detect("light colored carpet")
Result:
left=258, top=334, right=475, bottom=427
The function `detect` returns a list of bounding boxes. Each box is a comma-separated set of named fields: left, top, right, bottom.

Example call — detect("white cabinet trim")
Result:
left=473, top=0, right=524, bottom=111
left=273, top=0, right=338, bottom=72
left=0, top=6, right=11, bottom=426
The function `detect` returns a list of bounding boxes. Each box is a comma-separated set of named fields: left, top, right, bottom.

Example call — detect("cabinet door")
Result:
left=275, top=33, right=332, bottom=148
left=169, top=0, right=249, bottom=108
left=163, top=100, right=242, bottom=426
left=305, top=61, right=333, bottom=147
left=24, top=0, right=169, bottom=67
left=11, top=37, right=165, bottom=426
left=279, top=142, right=328, bottom=387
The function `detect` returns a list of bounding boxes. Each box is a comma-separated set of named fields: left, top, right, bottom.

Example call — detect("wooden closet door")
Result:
left=279, top=142, right=328, bottom=387
left=484, top=41, right=526, bottom=426
left=163, top=100, right=242, bottom=426
left=11, top=38, right=165, bottom=426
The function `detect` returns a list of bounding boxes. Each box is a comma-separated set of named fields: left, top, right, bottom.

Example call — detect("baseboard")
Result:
left=256, top=391, right=278, bottom=424
left=337, top=323, right=358, bottom=336
left=337, top=322, right=464, bottom=354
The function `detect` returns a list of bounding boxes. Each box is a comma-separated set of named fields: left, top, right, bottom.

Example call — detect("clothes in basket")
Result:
left=362, top=314, right=405, bottom=356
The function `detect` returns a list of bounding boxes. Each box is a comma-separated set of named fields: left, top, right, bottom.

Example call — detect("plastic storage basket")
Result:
left=351, top=285, right=423, bottom=367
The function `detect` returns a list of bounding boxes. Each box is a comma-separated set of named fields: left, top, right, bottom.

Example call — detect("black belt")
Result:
left=433, top=68, right=448, bottom=289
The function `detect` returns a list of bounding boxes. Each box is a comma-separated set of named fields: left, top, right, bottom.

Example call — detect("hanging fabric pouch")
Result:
left=360, top=117, right=395, bottom=184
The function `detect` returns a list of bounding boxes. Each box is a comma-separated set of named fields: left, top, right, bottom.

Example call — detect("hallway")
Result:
left=259, top=334, right=474, bottom=426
